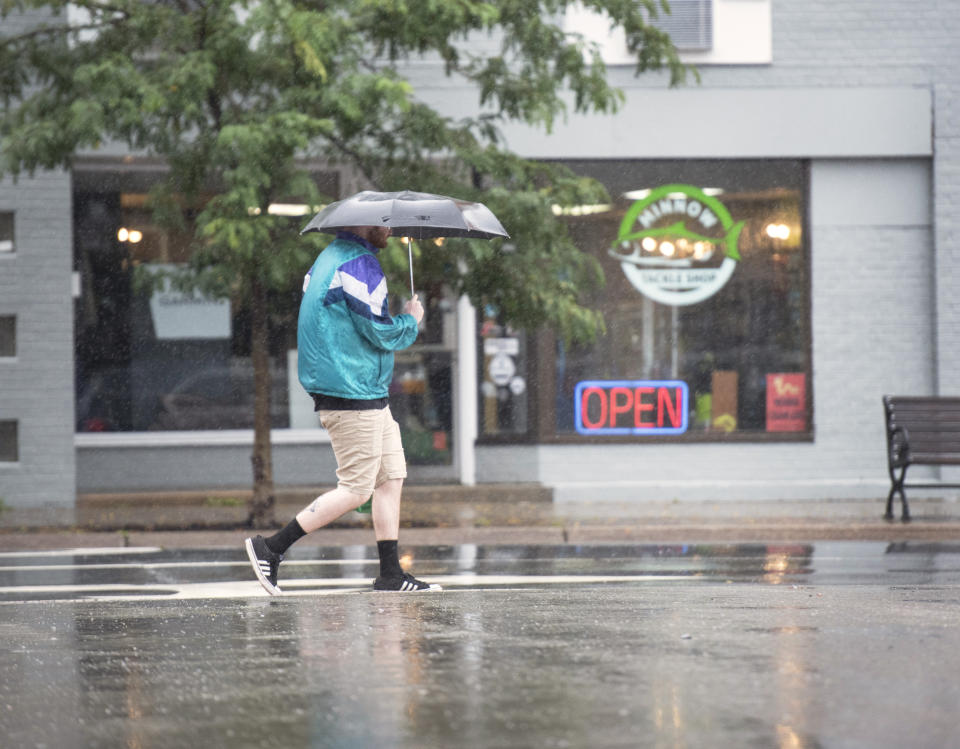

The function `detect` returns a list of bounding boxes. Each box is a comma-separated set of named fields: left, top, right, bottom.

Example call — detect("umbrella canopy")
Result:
left=300, top=190, right=509, bottom=240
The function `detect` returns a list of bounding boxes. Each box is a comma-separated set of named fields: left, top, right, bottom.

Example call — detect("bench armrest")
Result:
left=887, top=424, right=911, bottom=467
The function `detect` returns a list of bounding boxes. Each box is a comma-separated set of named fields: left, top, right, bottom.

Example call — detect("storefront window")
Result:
left=73, top=188, right=297, bottom=433
left=552, top=159, right=810, bottom=440
left=72, top=168, right=454, bottom=463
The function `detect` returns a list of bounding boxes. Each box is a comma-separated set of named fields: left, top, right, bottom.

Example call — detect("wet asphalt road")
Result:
left=2, top=541, right=960, bottom=748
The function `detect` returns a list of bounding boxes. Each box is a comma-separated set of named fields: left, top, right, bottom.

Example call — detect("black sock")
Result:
left=265, top=518, right=306, bottom=555
left=377, top=540, right=403, bottom=579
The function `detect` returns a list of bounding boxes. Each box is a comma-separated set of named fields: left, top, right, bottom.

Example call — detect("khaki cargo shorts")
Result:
left=318, top=406, right=406, bottom=497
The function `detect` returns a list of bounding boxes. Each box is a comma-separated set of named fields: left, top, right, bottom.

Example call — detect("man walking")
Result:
left=245, top=225, right=441, bottom=594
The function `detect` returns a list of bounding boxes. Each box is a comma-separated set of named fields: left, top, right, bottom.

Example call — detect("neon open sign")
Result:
left=575, top=380, right=689, bottom=435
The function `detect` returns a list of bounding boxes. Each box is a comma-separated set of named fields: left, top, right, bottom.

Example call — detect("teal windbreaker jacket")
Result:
left=297, top=236, right=419, bottom=400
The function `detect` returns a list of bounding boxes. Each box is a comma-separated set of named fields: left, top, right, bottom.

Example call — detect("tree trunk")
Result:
left=247, top=277, right=276, bottom=529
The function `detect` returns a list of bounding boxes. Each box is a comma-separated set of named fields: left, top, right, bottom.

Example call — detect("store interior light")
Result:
left=765, top=223, right=791, bottom=240
left=551, top=203, right=613, bottom=217
left=248, top=204, right=323, bottom=217
left=624, top=187, right=724, bottom=200
left=267, top=203, right=313, bottom=216
left=628, top=236, right=716, bottom=262
left=117, top=227, right=142, bottom=243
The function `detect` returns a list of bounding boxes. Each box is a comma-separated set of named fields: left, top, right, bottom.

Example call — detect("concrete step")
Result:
left=66, top=484, right=557, bottom=532
left=77, top=483, right=553, bottom=509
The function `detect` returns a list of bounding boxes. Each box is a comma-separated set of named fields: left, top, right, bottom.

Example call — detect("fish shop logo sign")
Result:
left=611, top=184, right=745, bottom=306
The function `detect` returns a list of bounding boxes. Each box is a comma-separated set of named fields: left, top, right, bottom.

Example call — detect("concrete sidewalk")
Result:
left=3, top=483, right=960, bottom=550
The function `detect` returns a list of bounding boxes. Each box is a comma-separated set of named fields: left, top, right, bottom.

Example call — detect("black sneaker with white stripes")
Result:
left=244, top=535, right=283, bottom=595
left=373, top=572, right=442, bottom=592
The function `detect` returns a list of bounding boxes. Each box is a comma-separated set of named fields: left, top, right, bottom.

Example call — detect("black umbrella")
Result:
left=301, top=190, right=509, bottom=293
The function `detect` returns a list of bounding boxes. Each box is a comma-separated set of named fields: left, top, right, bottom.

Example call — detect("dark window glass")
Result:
left=552, top=159, right=810, bottom=439
left=0, top=316, right=14, bottom=357
left=393, top=350, right=454, bottom=464
left=646, top=0, right=713, bottom=51
left=0, top=420, right=17, bottom=462
left=72, top=189, right=296, bottom=433
left=385, top=292, right=454, bottom=464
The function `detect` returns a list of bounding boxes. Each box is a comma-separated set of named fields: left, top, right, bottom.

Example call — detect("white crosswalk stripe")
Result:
left=0, top=574, right=685, bottom=603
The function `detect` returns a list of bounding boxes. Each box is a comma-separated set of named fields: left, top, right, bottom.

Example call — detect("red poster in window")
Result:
left=766, top=374, right=806, bottom=432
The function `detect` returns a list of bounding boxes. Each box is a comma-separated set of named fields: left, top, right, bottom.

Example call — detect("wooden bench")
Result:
left=883, top=396, right=960, bottom=521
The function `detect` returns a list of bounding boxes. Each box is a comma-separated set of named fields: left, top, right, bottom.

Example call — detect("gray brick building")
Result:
left=1, top=1, right=958, bottom=510
left=0, top=167, right=76, bottom=511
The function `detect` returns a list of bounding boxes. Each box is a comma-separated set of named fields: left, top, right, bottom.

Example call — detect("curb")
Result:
left=3, top=521, right=960, bottom=552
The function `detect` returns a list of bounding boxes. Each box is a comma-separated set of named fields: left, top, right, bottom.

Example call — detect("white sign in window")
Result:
left=146, top=265, right=231, bottom=340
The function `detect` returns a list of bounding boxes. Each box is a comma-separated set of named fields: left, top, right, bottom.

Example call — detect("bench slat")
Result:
left=889, top=404, right=960, bottom=412
left=889, top=415, right=960, bottom=420
left=907, top=454, right=960, bottom=466
left=886, top=399, right=960, bottom=413
left=886, top=397, right=960, bottom=406
left=891, top=428, right=960, bottom=437
left=905, top=446, right=960, bottom=457
left=890, top=420, right=960, bottom=435
left=887, top=410, right=960, bottom=417
left=907, top=431, right=960, bottom=444
left=889, top=409, right=960, bottom=419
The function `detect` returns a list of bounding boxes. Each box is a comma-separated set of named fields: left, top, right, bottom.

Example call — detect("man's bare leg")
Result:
left=369, top=478, right=440, bottom=591
left=371, top=478, right=402, bottom=541
left=245, top=486, right=365, bottom=596
left=247, top=479, right=439, bottom=593
left=295, top=486, right=369, bottom=533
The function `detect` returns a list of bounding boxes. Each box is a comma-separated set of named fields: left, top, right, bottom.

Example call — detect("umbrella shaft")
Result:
left=408, top=241, right=415, bottom=296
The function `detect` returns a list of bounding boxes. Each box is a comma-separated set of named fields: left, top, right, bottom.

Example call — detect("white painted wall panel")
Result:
left=811, top=160, right=931, bottom=226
